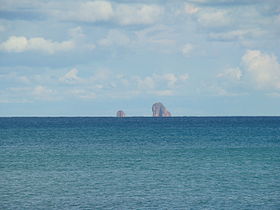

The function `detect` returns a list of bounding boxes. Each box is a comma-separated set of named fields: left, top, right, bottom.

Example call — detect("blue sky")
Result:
left=0, top=0, right=280, bottom=116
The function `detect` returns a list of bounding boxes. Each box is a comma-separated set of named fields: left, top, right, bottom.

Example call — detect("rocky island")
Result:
left=116, top=110, right=126, bottom=117
left=152, top=102, right=171, bottom=117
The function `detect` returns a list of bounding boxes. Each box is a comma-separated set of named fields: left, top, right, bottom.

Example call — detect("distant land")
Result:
left=116, top=110, right=125, bottom=117
left=152, top=102, right=171, bottom=117
left=117, top=102, right=171, bottom=117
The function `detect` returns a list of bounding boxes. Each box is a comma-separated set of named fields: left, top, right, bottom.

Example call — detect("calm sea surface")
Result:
left=0, top=117, right=280, bottom=209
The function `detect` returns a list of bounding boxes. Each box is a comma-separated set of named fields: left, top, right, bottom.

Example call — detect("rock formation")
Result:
left=152, top=102, right=171, bottom=117
left=116, top=110, right=125, bottom=117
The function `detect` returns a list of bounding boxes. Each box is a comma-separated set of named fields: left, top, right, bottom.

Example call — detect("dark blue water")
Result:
left=1, top=117, right=280, bottom=209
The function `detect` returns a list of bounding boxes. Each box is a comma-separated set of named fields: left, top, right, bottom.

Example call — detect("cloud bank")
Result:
left=52, top=1, right=163, bottom=25
left=0, top=36, right=74, bottom=53
left=243, top=50, right=280, bottom=89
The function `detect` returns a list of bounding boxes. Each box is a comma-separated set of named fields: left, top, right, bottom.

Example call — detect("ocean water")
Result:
left=0, top=117, right=280, bottom=209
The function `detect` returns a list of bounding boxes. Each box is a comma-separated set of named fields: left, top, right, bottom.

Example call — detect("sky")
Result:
left=0, top=0, right=280, bottom=116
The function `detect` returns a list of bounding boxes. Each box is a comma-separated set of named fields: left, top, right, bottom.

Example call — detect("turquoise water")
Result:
left=0, top=117, right=280, bottom=209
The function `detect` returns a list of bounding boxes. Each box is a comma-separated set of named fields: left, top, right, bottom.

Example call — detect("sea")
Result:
left=0, top=117, right=280, bottom=209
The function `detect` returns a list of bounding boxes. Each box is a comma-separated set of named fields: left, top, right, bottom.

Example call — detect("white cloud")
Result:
left=242, top=50, right=280, bottom=89
left=80, top=92, right=96, bottom=99
left=69, top=27, right=85, bottom=39
left=59, top=68, right=83, bottom=84
left=197, top=10, right=231, bottom=28
left=90, top=69, right=111, bottom=81
left=115, top=4, right=162, bottom=25
left=182, top=44, right=194, bottom=56
left=184, top=4, right=200, bottom=14
left=18, top=76, right=30, bottom=84
left=179, top=74, right=189, bottom=81
left=68, top=27, right=96, bottom=50
left=52, top=1, right=162, bottom=25
left=28, top=38, right=74, bottom=53
left=152, top=90, right=173, bottom=96
left=161, top=73, right=189, bottom=87
left=98, top=30, right=130, bottom=47
left=80, top=1, right=113, bottom=22
left=57, top=1, right=113, bottom=22
left=0, top=36, right=74, bottom=53
left=1, top=65, right=190, bottom=102
left=133, top=25, right=177, bottom=53
left=162, top=73, right=178, bottom=87
left=70, top=89, right=96, bottom=100
left=0, top=0, right=42, bottom=10
left=136, top=73, right=189, bottom=92
left=201, top=83, right=241, bottom=96
left=60, top=68, right=112, bottom=86
left=32, top=85, right=56, bottom=100
left=217, top=68, right=242, bottom=80
left=137, top=76, right=155, bottom=89
left=167, top=73, right=187, bottom=84
left=0, top=36, right=28, bottom=52
left=33, top=85, right=52, bottom=95
left=209, top=29, right=265, bottom=41
left=189, top=0, right=260, bottom=4
left=267, top=92, right=280, bottom=97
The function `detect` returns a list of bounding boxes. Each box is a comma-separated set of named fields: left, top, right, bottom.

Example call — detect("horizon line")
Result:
left=1, top=115, right=280, bottom=118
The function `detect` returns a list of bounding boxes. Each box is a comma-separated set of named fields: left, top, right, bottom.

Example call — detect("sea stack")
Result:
left=152, top=102, right=171, bottom=117
left=116, top=110, right=126, bottom=117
